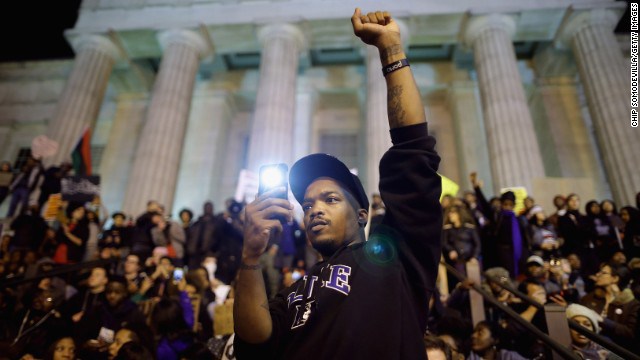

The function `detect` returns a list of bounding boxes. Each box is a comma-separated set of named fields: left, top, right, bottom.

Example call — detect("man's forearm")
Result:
left=233, top=256, right=273, bottom=344
left=378, top=43, right=426, bottom=129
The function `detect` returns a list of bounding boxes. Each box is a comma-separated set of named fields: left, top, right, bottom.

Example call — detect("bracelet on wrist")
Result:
left=382, top=58, right=410, bottom=76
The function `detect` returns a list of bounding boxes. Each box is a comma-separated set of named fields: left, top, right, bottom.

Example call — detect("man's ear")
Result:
left=357, top=209, right=368, bottom=227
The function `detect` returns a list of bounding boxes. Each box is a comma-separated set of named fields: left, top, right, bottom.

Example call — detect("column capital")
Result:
left=158, top=29, right=213, bottom=59
left=257, top=23, right=305, bottom=51
left=556, top=9, right=620, bottom=48
left=463, top=14, right=516, bottom=47
left=70, top=34, right=121, bottom=60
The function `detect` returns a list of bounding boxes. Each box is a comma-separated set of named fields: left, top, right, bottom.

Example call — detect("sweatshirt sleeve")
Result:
left=378, top=122, right=442, bottom=302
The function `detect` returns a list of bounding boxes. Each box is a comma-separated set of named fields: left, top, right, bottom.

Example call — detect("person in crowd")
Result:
left=38, top=162, right=72, bottom=209
left=468, top=320, right=526, bottom=360
left=558, top=194, right=598, bottom=275
left=178, top=208, right=194, bottom=266
left=122, top=254, right=144, bottom=295
left=6, top=156, right=44, bottom=217
left=442, top=204, right=481, bottom=289
left=64, top=266, right=109, bottom=323
left=470, top=172, right=528, bottom=277
left=463, top=190, right=488, bottom=229
left=9, top=288, right=68, bottom=359
left=130, top=200, right=163, bottom=260
left=113, top=341, right=155, bottom=360
left=507, top=279, right=550, bottom=358
left=521, top=255, right=561, bottom=297
left=527, top=205, right=560, bottom=259
left=580, top=262, right=640, bottom=352
left=42, top=335, right=77, bottom=360
left=434, top=315, right=471, bottom=360
left=423, top=335, right=452, bottom=360
left=151, top=211, right=186, bottom=266
left=214, top=199, right=245, bottom=285
left=567, top=252, right=588, bottom=298
left=0, top=160, right=13, bottom=206
left=519, top=196, right=536, bottom=219
left=600, top=199, right=624, bottom=234
left=10, top=204, right=48, bottom=252
left=584, top=200, right=619, bottom=263
left=76, top=277, right=149, bottom=358
left=184, top=267, right=214, bottom=341
left=188, top=201, right=220, bottom=270
left=54, top=203, right=90, bottom=264
left=151, top=277, right=195, bottom=360
left=83, top=210, right=101, bottom=262
left=234, top=8, right=442, bottom=359
left=565, top=303, right=610, bottom=360
left=547, top=195, right=566, bottom=231
left=108, top=328, right=141, bottom=360
left=100, top=212, right=132, bottom=260
left=620, top=206, right=640, bottom=260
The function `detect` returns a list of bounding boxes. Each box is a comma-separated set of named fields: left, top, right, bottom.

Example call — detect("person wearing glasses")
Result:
left=580, top=262, right=640, bottom=352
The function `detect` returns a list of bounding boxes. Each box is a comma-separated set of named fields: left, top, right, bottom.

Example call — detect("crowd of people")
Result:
left=1, top=6, right=639, bottom=359
left=0, top=157, right=638, bottom=359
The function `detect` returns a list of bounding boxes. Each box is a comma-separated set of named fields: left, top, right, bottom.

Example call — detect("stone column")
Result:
left=559, top=9, right=640, bottom=205
left=172, top=90, right=235, bottom=216
left=464, top=14, right=545, bottom=193
left=246, top=23, right=304, bottom=172
left=99, top=94, right=148, bottom=214
left=448, top=81, right=494, bottom=192
left=46, top=35, right=119, bottom=166
left=122, top=29, right=210, bottom=217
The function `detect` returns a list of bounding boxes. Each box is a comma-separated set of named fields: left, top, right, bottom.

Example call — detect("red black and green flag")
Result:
left=71, top=127, right=92, bottom=176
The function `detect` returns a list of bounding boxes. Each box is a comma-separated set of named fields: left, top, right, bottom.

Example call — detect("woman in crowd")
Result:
left=467, top=320, right=526, bottom=360
left=54, top=203, right=90, bottom=264
left=600, top=200, right=624, bottom=234
left=43, top=336, right=77, bottom=360
left=584, top=200, right=619, bottom=263
left=580, top=262, right=640, bottom=352
left=442, top=205, right=481, bottom=288
left=526, top=205, right=560, bottom=259
left=565, top=303, right=610, bottom=360
left=150, top=277, right=195, bottom=360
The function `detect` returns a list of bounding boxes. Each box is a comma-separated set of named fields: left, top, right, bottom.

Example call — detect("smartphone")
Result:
left=258, top=163, right=288, bottom=199
left=173, top=268, right=184, bottom=283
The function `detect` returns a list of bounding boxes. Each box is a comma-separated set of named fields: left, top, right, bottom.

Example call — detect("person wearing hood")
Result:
left=526, top=205, right=559, bottom=259
left=470, top=172, right=529, bottom=278
left=580, top=262, right=640, bottom=352
left=558, top=194, right=598, bottom=276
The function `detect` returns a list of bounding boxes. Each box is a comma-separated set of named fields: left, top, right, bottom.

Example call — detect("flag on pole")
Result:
left=71, top=126, right=92, bottom=176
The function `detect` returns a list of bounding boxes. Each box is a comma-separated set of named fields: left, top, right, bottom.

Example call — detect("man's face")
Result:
left=105, top=282, right=128, bottom=308
left=567, top=196, right=580, bottom=211
left=124, top=255, right=140, bottom=274
left=527, top=263, right=544, bottom=278
left=567, top=254, right=581, bottom=270
left=302, top=178, right=365, bottom=257
left=113, top=215, right=125, bottom=227
left=159, top=258, right=174, bottom=273
left=88, top=268, right=108, bottom=290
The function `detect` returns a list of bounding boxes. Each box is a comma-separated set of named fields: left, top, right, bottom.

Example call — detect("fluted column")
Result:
left=246, top=24, right=304, bottom=171
left=560, top=9, right=640, bottom=205
left=45, top=35, right=119, bottom=166
left=122, top=29, right=210, bottom=216
left=464, top=14, right=545, bottom=192
left=365, top=20, right=409, bottom=196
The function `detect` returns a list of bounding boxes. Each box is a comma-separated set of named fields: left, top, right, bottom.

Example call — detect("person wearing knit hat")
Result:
left=565, top=304, right=610, bottom=359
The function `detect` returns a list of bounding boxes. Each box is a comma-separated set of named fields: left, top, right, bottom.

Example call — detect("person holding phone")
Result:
left=234, top=8, right=442, bottom=360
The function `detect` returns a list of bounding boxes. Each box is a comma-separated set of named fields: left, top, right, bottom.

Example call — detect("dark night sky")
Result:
left=0, top=0, right=631, bottom=63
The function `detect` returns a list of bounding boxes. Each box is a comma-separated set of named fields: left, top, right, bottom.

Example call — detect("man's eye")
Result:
left=327, top=197, right=338, bottom=203
left=302, top=205, right=312, bottom=211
